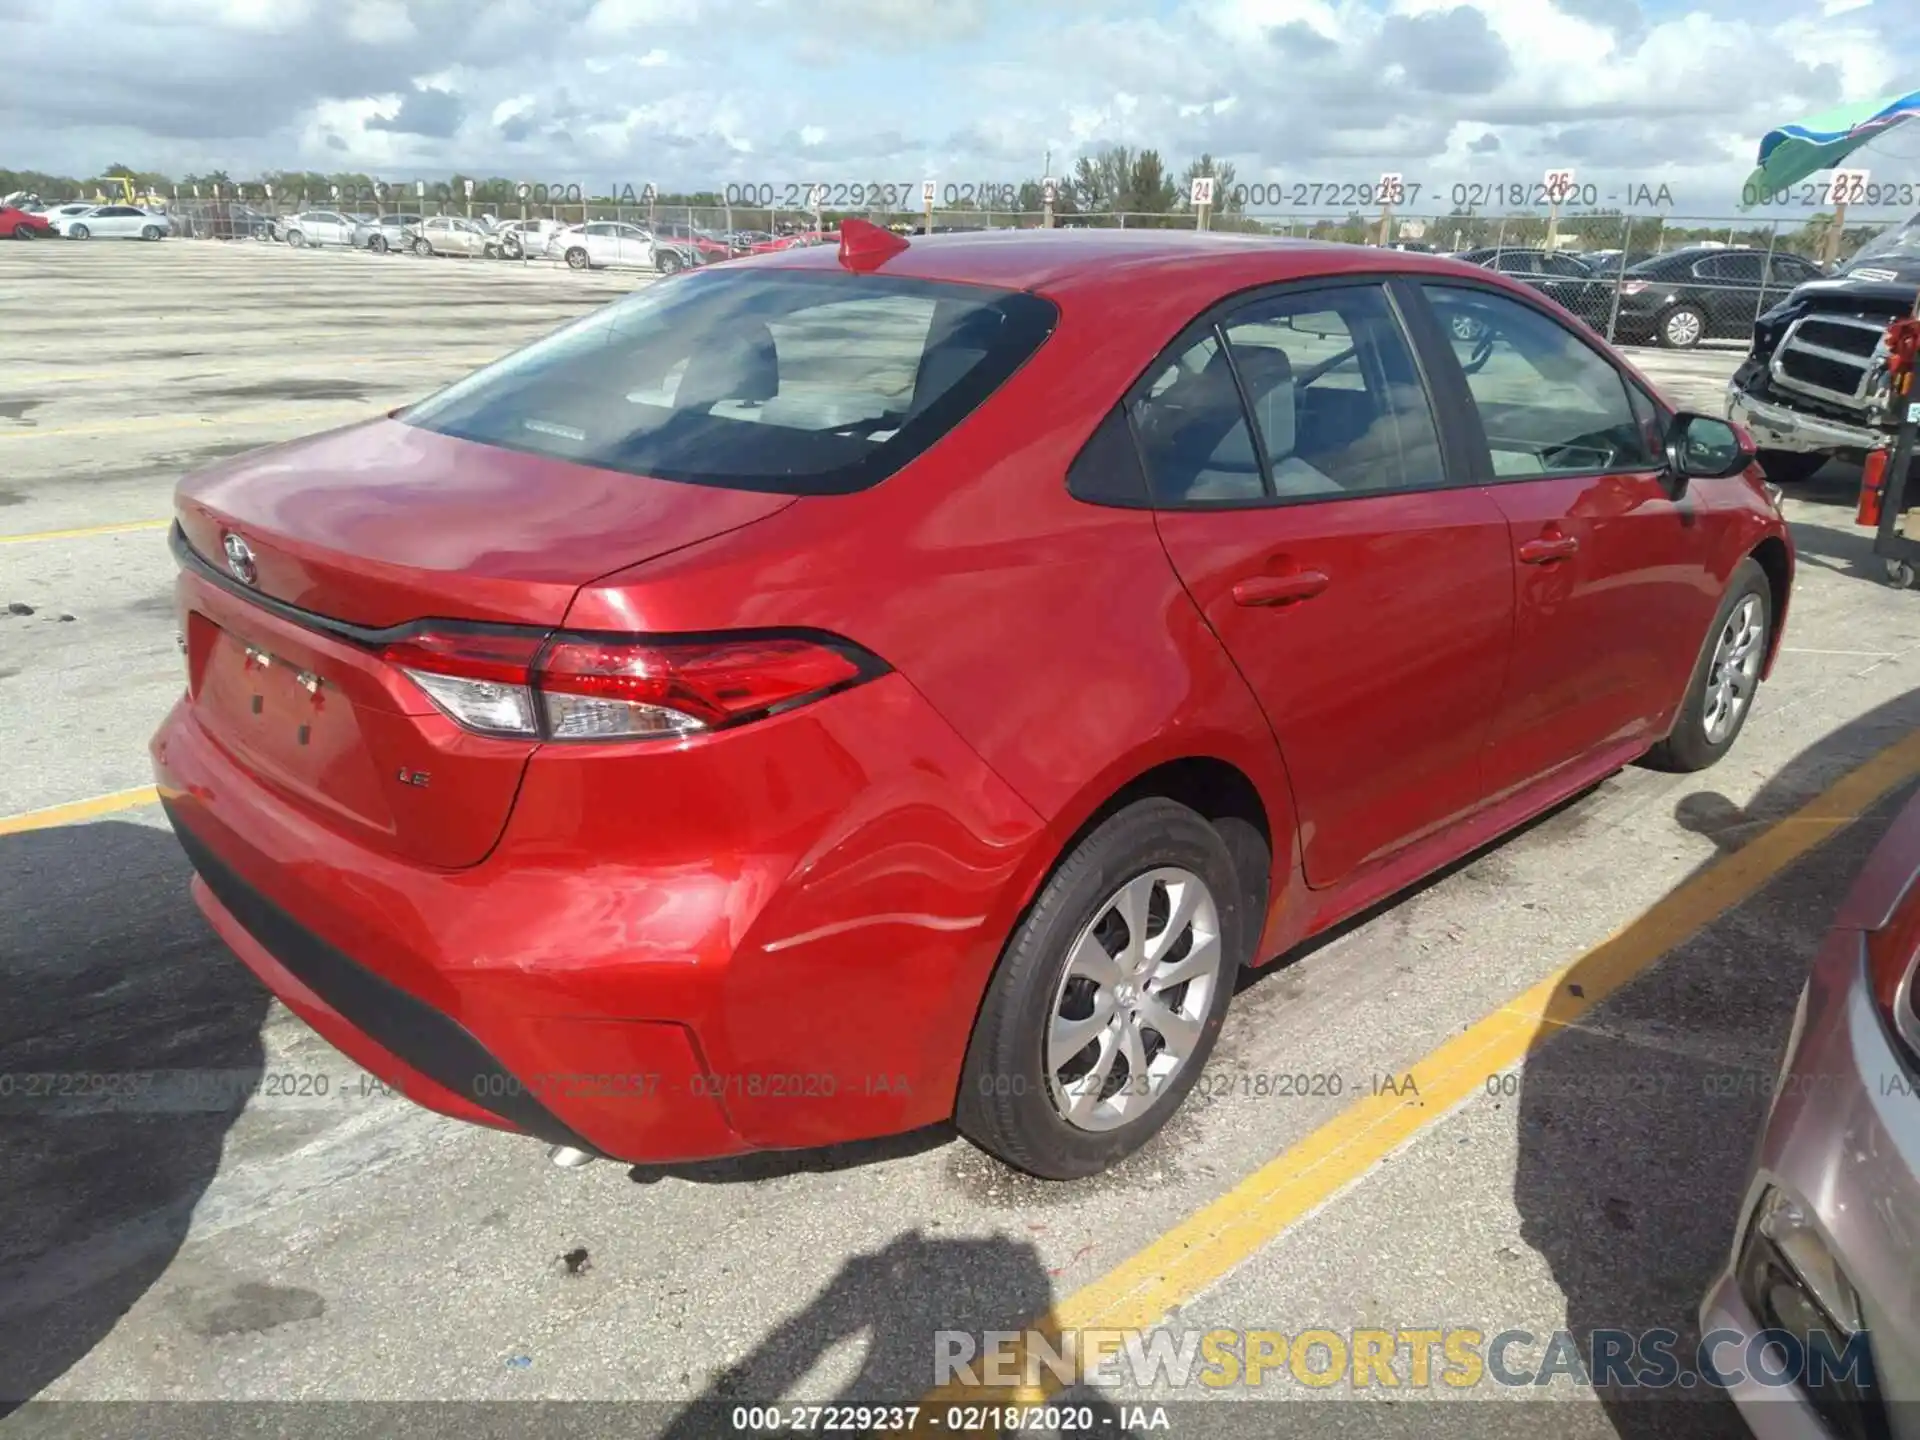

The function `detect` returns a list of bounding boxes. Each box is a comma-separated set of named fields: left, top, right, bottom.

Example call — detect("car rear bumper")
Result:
left=151, top=671, right=1045, bottom=1163
left=1727, top=381, right=1884, bottom=456
left=1700, top=925, right=1920, bottom=1439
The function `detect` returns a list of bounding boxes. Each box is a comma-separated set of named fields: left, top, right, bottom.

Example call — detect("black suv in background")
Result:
left=1611, top=246, right=1827, bottom=349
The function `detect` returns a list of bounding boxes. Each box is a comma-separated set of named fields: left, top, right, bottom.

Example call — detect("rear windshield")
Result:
left=401, top=268, right=1058, bottom=494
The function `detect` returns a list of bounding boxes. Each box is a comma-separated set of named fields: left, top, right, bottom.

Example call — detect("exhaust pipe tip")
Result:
left=548, top=1145, right=598, bottom=1170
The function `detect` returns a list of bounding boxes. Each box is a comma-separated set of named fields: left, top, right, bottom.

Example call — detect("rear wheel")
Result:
left=564, top=246, right=590, bottom=270
left=1657, top=303, right=1705, bottom=349
left=956, top=798, right=1245, bottom=1180
left=1646, top=558, right=1771, bottom=772
left=1755, top=450, right=1826, bottom=485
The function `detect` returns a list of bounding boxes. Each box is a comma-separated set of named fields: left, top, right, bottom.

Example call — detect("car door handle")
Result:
left=1517, top=535, right=1580, bottom=564
left=1232, top=571, right=1330, bottom=606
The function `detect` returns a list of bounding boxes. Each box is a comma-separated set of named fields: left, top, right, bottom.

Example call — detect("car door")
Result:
left=615, top=225, right=652, bottom=268
left=1694, top=253, right=1762, bottom=337
left=1143, top=280, right=1516, bottom=888
left=1414, top=282, right=1722, bottom=800
left=579, top=223, right=617, bottom=267
left=91, top=206, right=136, bottom=237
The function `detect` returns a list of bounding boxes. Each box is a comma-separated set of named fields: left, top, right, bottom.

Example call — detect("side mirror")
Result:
left=1664, top=412, right=1755, bottom=484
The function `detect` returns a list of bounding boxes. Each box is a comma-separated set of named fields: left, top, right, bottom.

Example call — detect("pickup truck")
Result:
left=1727, top=214, right=1920, bottom=482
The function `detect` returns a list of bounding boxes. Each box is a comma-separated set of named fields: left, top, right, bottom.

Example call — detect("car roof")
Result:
left=732, top=228, right=1503, bottom=298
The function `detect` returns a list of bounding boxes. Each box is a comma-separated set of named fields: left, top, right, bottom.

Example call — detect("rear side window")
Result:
left=401, top=270, right=1057, bottom=494
left=1221, top=286, right=1445, bottom=499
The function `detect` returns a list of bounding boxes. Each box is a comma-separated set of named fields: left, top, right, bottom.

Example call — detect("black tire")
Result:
left=68, top=223, right=89, bottom=240
left=141, top=225, right=161, bottom=241
left=14, top=225, right=37, bottom=241
left=1645, top=557, right=1772, bottom=773
left=286, top=229, right=304, bottom=248
left=955, top=797, right=1248, bottom=1180
left=1657, top=303, right=1706, bottom=350
left=1755, top=450, right=1826, bottom=485
left=656, top=249, right=683, bottom=275
left=369, top=233, right=388, bottom=254
left=412, top=237, right=432, bottom=257
left=564, top=246, right=589, bottom=270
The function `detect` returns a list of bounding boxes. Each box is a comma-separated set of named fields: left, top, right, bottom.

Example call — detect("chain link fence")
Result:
left=70, top=180, right=1911, bottom=350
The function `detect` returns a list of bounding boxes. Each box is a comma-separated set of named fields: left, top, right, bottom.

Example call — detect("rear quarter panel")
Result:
left=567, top=272, right=1304, bottom=957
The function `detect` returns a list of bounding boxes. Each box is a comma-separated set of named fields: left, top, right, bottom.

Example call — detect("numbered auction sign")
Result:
left=1542, top=168, right=1576, bottom=204
left=922, top=180, right=936, bottom=207
left=1377, top=172, right=1405, bottom=206
left=1190, top=176, right=1216, bottom=208
left=1830, top=169, right=1871, bottom=206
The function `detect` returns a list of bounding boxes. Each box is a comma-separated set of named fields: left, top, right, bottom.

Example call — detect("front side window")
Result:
left=403, top=269, right=1057, bottom=495
left=1423, top=285, right=1655, bottom=478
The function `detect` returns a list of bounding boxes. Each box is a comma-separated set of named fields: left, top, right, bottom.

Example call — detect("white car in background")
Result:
left=40, top=203, right=97, bottom=226
left=550, top=220, right=665, bottom=271
left=280, top=211, right=368, bottom=248
left=56, top=205, right=170, bottom=240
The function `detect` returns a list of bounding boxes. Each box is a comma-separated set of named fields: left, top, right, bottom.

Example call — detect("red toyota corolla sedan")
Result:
left=152, top=222, right=1793, bottom=1179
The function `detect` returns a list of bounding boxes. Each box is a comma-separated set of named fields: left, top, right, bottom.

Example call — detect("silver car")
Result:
left=1703, top=784, right=1920, bottom=1437
left=405, top=214, right=511, bottom=259
left=56, top=205, right=169, bottom=240
left=279, top=210, right=367, bottom=248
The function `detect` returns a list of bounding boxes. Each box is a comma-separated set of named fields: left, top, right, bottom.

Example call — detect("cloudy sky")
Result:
left=1, top=0, right=1915, bottom=213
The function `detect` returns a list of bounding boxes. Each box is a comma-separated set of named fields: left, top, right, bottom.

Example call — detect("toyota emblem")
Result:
left=222, top=532, right=257, bottom=586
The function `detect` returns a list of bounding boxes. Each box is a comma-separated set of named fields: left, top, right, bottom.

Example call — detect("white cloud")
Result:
left=344, top=0, right=415, bottom=43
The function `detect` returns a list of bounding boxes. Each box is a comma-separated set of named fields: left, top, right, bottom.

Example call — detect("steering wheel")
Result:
left=1459, top=332, right=1496, bottom=377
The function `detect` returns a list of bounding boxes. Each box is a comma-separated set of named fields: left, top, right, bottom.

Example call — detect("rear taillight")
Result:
left=381, top=628, right=880, bottom=742
left=1618, top=280, right=1649, bottom=295
left=1867, top=884, right=1920, bottom=1060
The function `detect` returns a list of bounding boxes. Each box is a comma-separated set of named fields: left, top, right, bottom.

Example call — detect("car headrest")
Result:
left=1231, top=345, right=1297, bottom=457
left=676, top=322, right=780, bottom=410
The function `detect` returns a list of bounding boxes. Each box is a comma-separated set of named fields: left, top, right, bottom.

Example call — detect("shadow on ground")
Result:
left=1514, top=688, right=1920, bottom=1437
left=0, top=818, right=268, bottom=1411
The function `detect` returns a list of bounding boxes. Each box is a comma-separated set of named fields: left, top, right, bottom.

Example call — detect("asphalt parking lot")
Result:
left=4, top=239, right=1920, bottom=1439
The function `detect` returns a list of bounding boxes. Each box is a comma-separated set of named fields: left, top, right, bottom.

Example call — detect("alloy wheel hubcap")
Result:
left=1668, top=310, right=1701, bottom=345
left=1046, top=867, right=1223, bottom=1133
left=1702, top=594, right=1764, bottom=744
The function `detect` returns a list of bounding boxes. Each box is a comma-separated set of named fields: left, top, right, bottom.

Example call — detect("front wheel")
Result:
left=1657, top=303, right=1706, bottom=349
left=1887, top=559, right=1919, bottom=591
left=956, top=798, right=1246, bottom=1180
left=1645, top=558, right=1771, bottom=772
left=14, top=225, right=37, bottom=241
left=68, top=224, right=90, bottom=240
left=411, top=237, right=432, bottom=257
left=141, top=225, right=162, bottom=241
left=285, top=229, right=304, bottom=248
left=564, top=246, right=590, bottom=270
left=655, top=249, right=683, bottom=275
left=1755, top=450, right=1826, bottom=485
left=369, top=233, right=388, bottom=254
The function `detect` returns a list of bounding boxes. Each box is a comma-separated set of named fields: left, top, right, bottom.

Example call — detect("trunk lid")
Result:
left=176, top=418, right=796, bottom=628
left=175, top=418, right=797, bottom=868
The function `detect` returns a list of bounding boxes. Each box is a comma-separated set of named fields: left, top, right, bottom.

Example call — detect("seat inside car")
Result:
left=675, top=321, right=780, bottom=414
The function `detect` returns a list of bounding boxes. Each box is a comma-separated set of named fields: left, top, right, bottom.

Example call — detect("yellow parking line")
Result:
left=929, top=726, right=1920, bottom=1406
left=0, top=786, right=160, bottom=837
left=0, top=518, right=169, bottom=544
